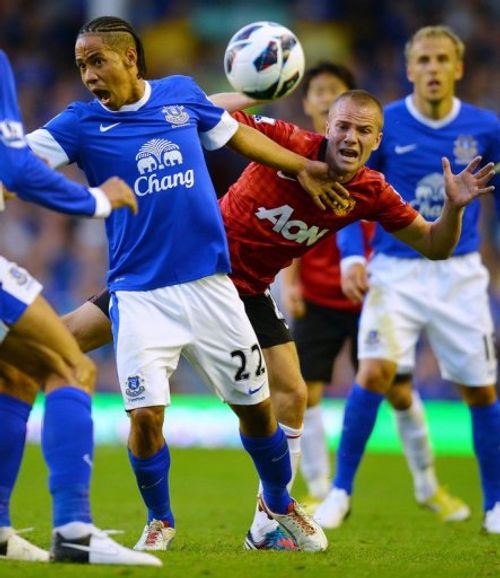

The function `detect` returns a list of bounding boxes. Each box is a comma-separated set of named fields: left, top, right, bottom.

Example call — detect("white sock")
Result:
left=249, top=423, right=303, bottom=540
left=279, top=422, right=303, bottom=492
left=394, top=390, right=438, bottom=501
left=300, top=406, right=331, bottom=499
left=54, top=521, right=95, bottom=539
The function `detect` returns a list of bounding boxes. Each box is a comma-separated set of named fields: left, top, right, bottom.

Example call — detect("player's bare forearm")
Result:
left=227, top=123, right=351, bottom=211
left=227, top=122, right=308, bottom=174
left=210, top=92, right=261, bottom=112
left=393, top=204, right=463, bottom=260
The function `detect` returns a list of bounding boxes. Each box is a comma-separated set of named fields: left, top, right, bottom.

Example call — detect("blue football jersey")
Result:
left=366, top=96, right=500, bottom=258
left=0, top=50, right=102, bottom=217
left=27, top=76, right=239, bottom=291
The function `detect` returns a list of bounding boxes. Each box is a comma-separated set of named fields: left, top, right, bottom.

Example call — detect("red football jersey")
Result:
left=299, top=223, right=374, bottom=312
left=220, top=112, right=418, bottom=295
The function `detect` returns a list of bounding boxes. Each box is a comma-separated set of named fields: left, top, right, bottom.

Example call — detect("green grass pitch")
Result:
left=4, top=445, right=500, bottom=578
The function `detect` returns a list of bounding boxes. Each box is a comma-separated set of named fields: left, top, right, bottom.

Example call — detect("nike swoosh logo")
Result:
left=99, top=122, right=121, bottom=133
left=140, top=476, right=164, bottom=490
left=277, top=170, right=297, bottom=182
left=271, top=450, right=289, bottom=463
left=60, top=541, right=120, bottom=556
left=248, top=384, right=265, bottom=395
left=394, top=144, right=417, bottom=154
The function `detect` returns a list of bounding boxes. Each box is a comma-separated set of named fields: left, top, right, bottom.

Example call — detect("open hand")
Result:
left=442, top=156, right=495, bottom=208
left=297, top=160, right=352, bottom=211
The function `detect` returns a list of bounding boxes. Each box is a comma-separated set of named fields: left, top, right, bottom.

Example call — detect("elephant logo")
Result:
left=135, top=139, right=183, bottom=174
left=410, top=172, right=445, bottom=220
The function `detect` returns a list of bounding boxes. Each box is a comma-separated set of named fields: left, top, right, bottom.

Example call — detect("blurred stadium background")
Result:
left=0, top=0, right=498, bottom=445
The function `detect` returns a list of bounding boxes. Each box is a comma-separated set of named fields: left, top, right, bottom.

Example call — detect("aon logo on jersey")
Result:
left=255, top=205, right=329, bottom=246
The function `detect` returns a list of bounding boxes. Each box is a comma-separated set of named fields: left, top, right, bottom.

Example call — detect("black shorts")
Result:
left=293, top=300, right=360, bottom=382
left=240, top=291, right=293, bottom=349
left=89, top=287, right=292, bottom=350
left=88, top=287, right=111, bottom=318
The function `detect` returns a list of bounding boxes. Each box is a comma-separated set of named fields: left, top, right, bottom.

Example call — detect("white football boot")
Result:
left=483, top=502, right=500, bottom=534
left=51, top=525, right=162, bottom=566
left=313, top=487, right=351, bottom=529
left=257, top=495, right=328, bottom=552
left=0, top=527, right=49, bottom=561
left=134, top=519, right=176, bottom=551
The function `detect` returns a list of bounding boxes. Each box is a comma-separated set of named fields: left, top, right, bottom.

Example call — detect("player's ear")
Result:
left=454, top=60, right=464, bottom=81
left=124, top=46, right=137, bottom=68
left=372, top=130, right=383, bottom=151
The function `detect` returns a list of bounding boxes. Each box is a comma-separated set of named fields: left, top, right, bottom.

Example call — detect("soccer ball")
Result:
left=224, top=21, right=305, bottom=100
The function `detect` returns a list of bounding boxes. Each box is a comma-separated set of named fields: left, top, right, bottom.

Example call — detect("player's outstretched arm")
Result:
left=227, top=122, right=351, bottom=211
left=392, top=156, right=495, bottom=260
left=210, top=92, right=262, bottom=112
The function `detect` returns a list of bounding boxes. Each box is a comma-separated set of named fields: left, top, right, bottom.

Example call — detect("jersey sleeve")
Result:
left=371, top=183, right=419, bottom=232
left=0, top=142, right=111, bottom=217
left=231, top=111, right=300, bottom=149
left=183, top=78, right=238, bottom=151
left=26, top=105, right=80, bottom=168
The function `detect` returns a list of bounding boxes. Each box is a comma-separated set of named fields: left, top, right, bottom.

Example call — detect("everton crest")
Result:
left=162, top=105, right=189, bottom=126
left=453, top=135, right=478, bottom=165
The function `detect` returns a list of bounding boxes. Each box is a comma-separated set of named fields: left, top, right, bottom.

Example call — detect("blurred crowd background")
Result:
left=0, top=0, right=498, bottom=398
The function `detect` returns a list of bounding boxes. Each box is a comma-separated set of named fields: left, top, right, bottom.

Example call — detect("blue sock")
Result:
left=42, top=387, right=93, bottom=527
left=0, top=394, right=32, bottom=527
left=240, top=426, right=292, bottom=514
left=334, top=384, right=384, bottom=494
left=128, top=444, right=174, bottom=526
left=470, top=402, right=500, bottom=512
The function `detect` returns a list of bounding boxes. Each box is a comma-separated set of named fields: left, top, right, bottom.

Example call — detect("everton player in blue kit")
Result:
left=24, top=16, right=346, bottom=552
left=0, top=49, right=162, bottom=566
left=315, top=26, right=500, bottom=532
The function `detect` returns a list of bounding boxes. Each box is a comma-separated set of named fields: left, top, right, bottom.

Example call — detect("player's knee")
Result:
left=460, top=385, right=497, bottom=407
left=357, top=359, right=396, bottom=393
left=130, top=407, right=165, bottom=442
left=0, top=362, right=39, bottom=404
left=306, top=381, right=324, bottom=407
left=72, top=354, right=96, bottom=393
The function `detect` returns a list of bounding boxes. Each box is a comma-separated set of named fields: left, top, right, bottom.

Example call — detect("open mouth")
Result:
left=427, top=79, right=441, bottom=90
left=339, top=149, right=358, bottom=159
left=93, top=89, right=112, bottom=105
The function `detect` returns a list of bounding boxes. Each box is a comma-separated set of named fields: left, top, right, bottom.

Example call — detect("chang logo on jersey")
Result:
left=0, top=120, right=26, bottom=149
left=162, top=105, right=189, bottom=125
left=255, top=204, right=329, bottom=246
left=410, top=173, right=444, bottom=220
left=134, top=138, right=194, bottom=196
left=453, top=135, right=478, bottom=165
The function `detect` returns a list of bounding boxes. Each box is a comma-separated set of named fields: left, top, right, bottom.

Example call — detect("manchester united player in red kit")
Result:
left=0, top=89, right=494, bottom=552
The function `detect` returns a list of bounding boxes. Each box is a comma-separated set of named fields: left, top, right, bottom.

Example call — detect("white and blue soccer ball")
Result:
left=224, top=21, right=305, bottom=99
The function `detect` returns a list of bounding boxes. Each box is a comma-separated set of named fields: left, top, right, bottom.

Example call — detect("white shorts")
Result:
left=0, top=256, right=43, bottom=344
left=110, top=274, right=270, bottom=410
left=358, top=253, right=497, bottom=386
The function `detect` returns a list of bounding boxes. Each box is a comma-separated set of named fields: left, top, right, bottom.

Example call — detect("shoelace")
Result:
left=145, top=522, right=165, bottom=544
left=287, top=504, right=316, bottom=536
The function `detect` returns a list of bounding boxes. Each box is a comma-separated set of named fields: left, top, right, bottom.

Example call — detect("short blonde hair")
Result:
left=405, top=25, right=465, bottom=62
